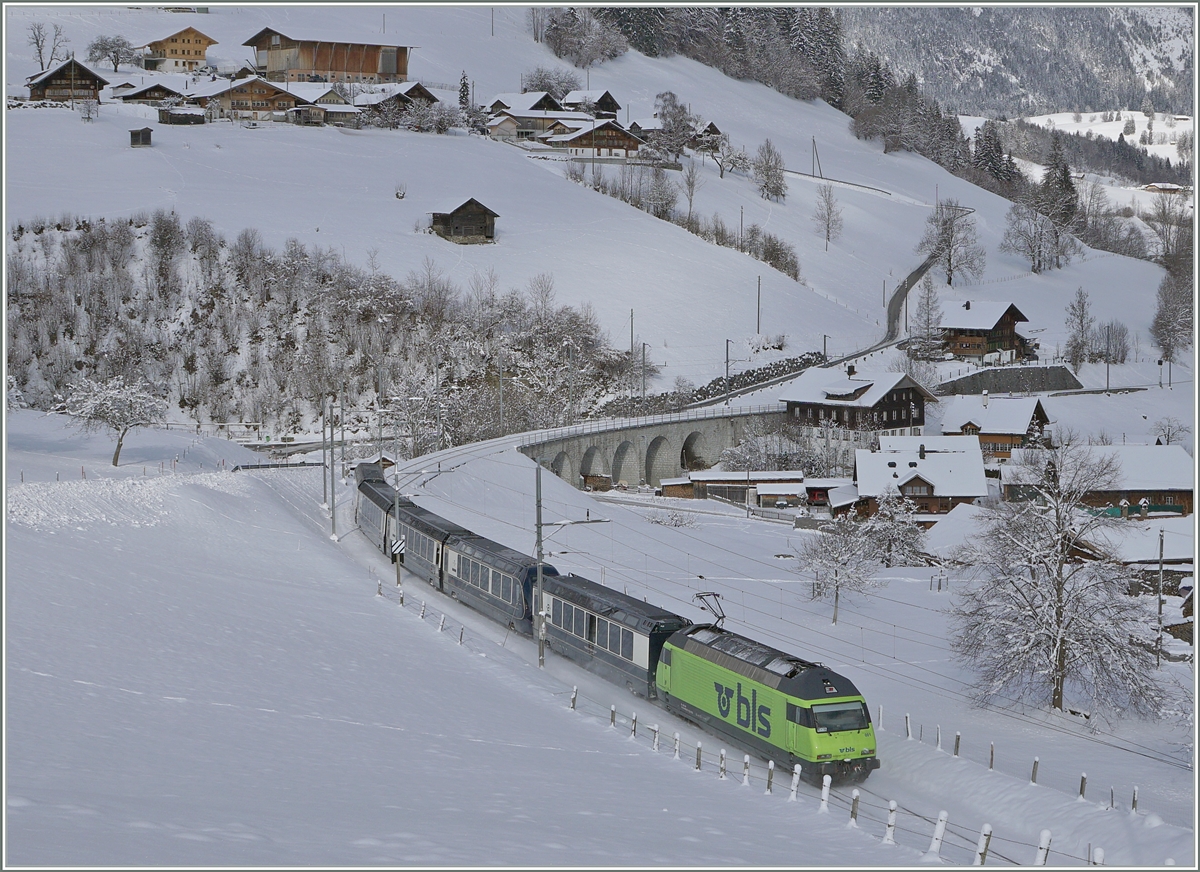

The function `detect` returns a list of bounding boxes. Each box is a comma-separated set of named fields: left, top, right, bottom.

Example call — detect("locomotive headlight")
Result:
left=861, top=748, right=874, bottom=755
left=816, top=754, right=832, bottom=760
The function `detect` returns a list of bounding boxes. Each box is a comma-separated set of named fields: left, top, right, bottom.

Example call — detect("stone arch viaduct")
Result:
left=516, top=404, right=786, bottom=488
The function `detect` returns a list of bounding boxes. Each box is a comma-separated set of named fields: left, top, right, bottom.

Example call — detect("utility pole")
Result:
left=757, top=276, right=761, bottom=335
left=329, top=398, right=337, bottom=538
left=641, top=342, right=648, bottom=402
left=1157, top=527, right=1164, bottom=668
left=535, top=462, right=546, bottom=668
left=498, top=351, right=504, bottom=435
left=321, top=401, right=328, bottom=507
left=630, top=309, right=635, bottom=402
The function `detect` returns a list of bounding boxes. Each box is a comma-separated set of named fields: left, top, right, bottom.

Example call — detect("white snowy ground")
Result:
left=6, top=410, right=1194, bottom=866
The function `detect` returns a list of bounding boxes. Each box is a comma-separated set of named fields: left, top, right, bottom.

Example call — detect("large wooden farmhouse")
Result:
left=562, top=89, right=621, bottom=118
left=855, top=436, right=989, bottom=521
left=541, top=119, right=645, bottom=157
left=777, top=367, right=938, bottom=437
left=26, top=59, right=109, bottom=102
left=141, top=27, right=218, bottom=73
left=940, top=301, right=1030, bottom=362
left=118, top=81, right=187, bottom=105
left=242, top=28, right=410, bottom=84
left=188, top=75, right=308, bottom=120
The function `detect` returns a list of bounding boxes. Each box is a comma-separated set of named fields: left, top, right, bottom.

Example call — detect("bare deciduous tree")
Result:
left=950, top=440, right=1166, bottom=719
left=916, top=199, right=985, bottom=285
left=28, top=21, right=69, bottom=72
left=58, top=376, right=168, bottom=466
left=811, top=183, right=843, bottom=250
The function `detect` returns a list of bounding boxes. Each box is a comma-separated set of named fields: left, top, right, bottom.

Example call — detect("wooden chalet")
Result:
left=1003, top=445, right=1194, bottom=515
left=541, top=119, right=644, bottom=157
left=280, top=84, right=361, bottom=126
left=855, top=440, right=989, bottom=520
left=141, top=27, right=217, bottom=73
left=188, top=75, right=307, bottom=121
left=562, top=89, right=621, bottom=118
left=939, top=394, right=1050, bottom=459
left=118, top=81, right=186, bottom=104
left=26, top=59, right=109, bottom=102
left=778, top=366, right=938, bottom=436
left=431, top=199, right=498, bottom=243
left=242, top=28, right=410, bottom=84
left=354, top=81, right=438, bottom=116
left=940, top=301, right=1030, bottom=362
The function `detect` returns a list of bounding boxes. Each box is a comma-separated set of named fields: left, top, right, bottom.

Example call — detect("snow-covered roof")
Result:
left=492, top=108, right=596, bottom=125
left=777, top=368, right=937, bottom=409
left=276, top=83, right=345, bottom=103
left=802, top=478, right=854, bottom=490
left=541, top=119, right=641, bottom=144
left=487, top=91, right=561, bottom=113
left=119, top=81, right=186, bottom=100
left=755, top=483, right=807, bottom=496
left=562, top=89, right=619, bottom=106
left=658, top=477, right=691, bottom=487
left=940, top=301, right=1027, bottom=331
left=242, top=27, right=411, bottom=49
left=1090, top=516, right=1195, bottom=563
left=1002, top=445, right=1195, bottom=492
left=921, top=502, right=989, bottom=560
left=856, top=447, right=988, bottom=499
left=878, top=435, right=981, bottom=453
left=828, top=484, right=860, bottom=508
left=27, top=59, right=109, bottom=87
left=629, top=117, right=662, bottom=132
left=940, top=395, right=1048, bottom=436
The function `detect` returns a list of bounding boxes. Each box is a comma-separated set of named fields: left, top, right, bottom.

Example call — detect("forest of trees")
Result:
left=5, top=212, right=657, bottom=455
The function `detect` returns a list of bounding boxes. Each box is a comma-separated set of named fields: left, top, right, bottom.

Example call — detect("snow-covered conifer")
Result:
left=863, top=486, right=926, bottom=567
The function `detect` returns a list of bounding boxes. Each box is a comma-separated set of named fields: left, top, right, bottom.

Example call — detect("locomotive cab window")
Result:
left=811, top=701, right=869, bottom=733
left=786, top=703, right=813, bottom=727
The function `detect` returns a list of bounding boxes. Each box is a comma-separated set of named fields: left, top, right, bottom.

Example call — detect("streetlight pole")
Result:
left=725, top=339, right=733, bottom=406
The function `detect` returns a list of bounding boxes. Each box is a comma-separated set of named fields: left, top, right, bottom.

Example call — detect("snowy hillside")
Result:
left=3, top=4, right=1172, bottom=390
left=6, top=411, right=1194, bottom=865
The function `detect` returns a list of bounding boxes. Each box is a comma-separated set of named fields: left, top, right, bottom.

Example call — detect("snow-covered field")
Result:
left=5, top=411, right=1194, bottom=865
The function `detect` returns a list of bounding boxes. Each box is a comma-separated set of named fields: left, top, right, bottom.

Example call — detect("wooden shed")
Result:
left=430, top=199, right=498, bottom=243
left=129, top=127, right=153, bottom=147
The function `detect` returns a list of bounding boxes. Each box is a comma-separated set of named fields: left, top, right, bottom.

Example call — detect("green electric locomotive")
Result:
left=656, top=623, right=880, bottom=784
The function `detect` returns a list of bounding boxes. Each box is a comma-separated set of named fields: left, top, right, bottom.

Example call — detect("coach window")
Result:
left=470, top=560, right=478, bottom=586
left=502, top=575, right=513, bottom=602
left=562, top=603, right=574, bottom=631
left=552, top=598, right=562, bottom=627
left=587, top=614, right=597, bottom=644
left=620, top=627, right=634, bottom=660
left=595, top=618, right=608, bottom=651
left=573, top=606, right=586, bottom=638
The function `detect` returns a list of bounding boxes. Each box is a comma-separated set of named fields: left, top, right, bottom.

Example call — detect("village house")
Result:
left=430, top=199, right=498, bottom=243
left=938, top=393, right=1051, bottom=459
left=242, top=28, right=410, bottom=84
left=157, top=105, right=206, bottom=124
left=541, top=118, right=644, bottom=157
left=118, top=81, right=187, bottom=105
left=278, top=83, right=361, bottom=126
left=26, top=58, right=109, bottom=103
left=627, top=116, right=662, bottom=140
left=353, top=80, right=438, bottom=111
left=561, top=89, right=621, bottom=118
left=855, top=437, right=989, bottom=522
left=187, top=75, right=309, bottom=121
left=487, top=108, right=596, bottom=142
left=1002, top=444, right=1194, bottom=515
left=940, top=300, right=1031, bottom=363
left=140, top=27, right=218, bottom=73
left=777, top=366, right=938, bottom=439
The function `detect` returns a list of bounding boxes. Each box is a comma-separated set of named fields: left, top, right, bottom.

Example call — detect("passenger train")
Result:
left=355, top=462, right=880, bottom=783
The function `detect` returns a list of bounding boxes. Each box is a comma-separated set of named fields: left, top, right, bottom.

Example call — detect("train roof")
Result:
left=396, top=502, right=476, bottom=541
left=544, top=573, right=690, bottom=634
left=667, top=624, right=863, bottom=702
left=359, top=480, right=416, bottom=513
left=447, top=532, right=554, bottom=578
left=355, top=462, right=388, bottom=486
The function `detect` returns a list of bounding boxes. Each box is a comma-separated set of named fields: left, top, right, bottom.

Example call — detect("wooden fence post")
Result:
left=849, top=789, right=860, bottom=827
left=695, top=741, right=703, bottom=771
left=438, top=615, right=445, bottom=632
left=630, top=712, right=637, bottom=738
left=1034, top=829, right=1052, bottom=865
left=673, top=732, right=680, bottom=759
left=788, top=764, right=801, bottom=802
left=989, top=742, right=994, bottom=770
left=742, top=755, right=751, bottom=786
left=883, top=800, right=897, bottom=844
left=651, top=724, right=659, bottom=751
left=926, top=811, right=949, bottom=859
left=972, top=823, right=992, bottom=865
left=610, top=705, right=616, bottom=728
left=1131, top=785, right=1138, bottom=813
left=818, top=774, right=831, bottom=813
left=954, top=732, right=961, bottom=757
left=570, top=686, right=577, bottom=710
left=1079, top=773, right=1087, bottom=800
left=1030, top=756, right=1039, bottom=784
left=905, top=712, right=912, bottom=739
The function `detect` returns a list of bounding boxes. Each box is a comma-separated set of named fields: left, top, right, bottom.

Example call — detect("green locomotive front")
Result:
left=656, top=624, right=880, bottom=784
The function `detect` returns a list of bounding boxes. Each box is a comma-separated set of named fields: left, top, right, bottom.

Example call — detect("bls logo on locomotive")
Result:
left=713, top=681, right=771, bottom=738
